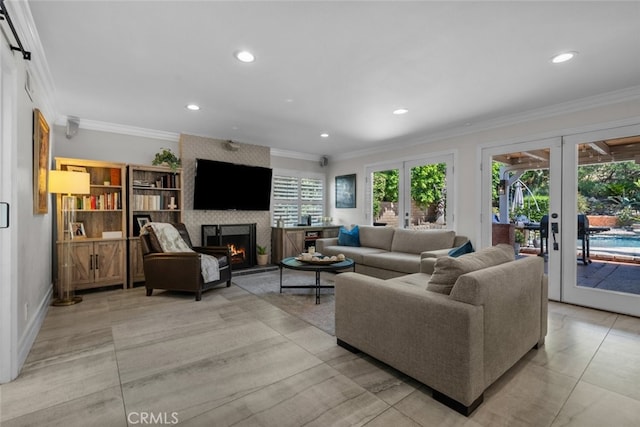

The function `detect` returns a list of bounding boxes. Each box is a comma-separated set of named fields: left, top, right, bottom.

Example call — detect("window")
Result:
left=272, top=169, right=324, bottom=226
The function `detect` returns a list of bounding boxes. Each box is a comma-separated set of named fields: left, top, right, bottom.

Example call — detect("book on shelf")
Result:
left=133, top=173, right=179, bottom=189
left=132, top=194, right=179, bottom=211
left=78, top=192, right=120, bottom=210
left=110, top=168, right=121, bottom=186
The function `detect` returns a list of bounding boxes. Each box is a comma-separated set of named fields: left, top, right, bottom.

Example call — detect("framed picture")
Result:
left=70, top=222, right=86, bottom=239
left=66, top=165, right=87, bottom=173
left=336, top=174, right=356, bottom=208
left=133, top=214, right=152, bottom=236
left=33, top=109, right=50, bottom=214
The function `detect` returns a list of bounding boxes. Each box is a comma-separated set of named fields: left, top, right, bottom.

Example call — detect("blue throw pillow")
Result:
left=338, top=225, right=360, bottom=247
left=448, top=240, right=473, bottom=257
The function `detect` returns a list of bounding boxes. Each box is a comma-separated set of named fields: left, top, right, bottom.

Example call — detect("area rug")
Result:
left=232, top=269, right=336, bottom=335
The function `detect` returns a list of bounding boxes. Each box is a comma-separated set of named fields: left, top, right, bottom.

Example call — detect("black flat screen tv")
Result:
left=193, top=158, right=273, bottom=211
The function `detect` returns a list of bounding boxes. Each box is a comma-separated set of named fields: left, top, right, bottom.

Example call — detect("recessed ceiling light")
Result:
left=551, top=51, right=578, bottom=64
left=320, top=133, right=329, bottom=138
left=186, top=104, right=200, bottom=111
left=235, top=50, right=255, bottom=63
left=393, top=108, right=409, bottom=115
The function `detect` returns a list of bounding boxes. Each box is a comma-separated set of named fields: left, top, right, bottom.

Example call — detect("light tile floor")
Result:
left=1, top=282, right=639, bottom=426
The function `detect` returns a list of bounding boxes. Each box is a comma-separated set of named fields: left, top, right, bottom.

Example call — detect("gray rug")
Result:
left=232, top=269, right=336, bottom=335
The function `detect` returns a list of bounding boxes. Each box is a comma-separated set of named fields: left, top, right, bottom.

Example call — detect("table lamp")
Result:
left=48, top=170, right=90, bottom=305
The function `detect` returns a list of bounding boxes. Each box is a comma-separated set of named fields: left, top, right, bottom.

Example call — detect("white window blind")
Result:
left=272, top=171, right=324, bottom=226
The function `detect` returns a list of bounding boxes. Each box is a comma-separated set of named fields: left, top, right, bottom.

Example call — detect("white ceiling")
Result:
left=27, top=1, right=640, bottom=157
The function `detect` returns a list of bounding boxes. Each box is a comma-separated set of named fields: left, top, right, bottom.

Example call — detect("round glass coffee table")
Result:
left=279, top=256, right=355, bottom=304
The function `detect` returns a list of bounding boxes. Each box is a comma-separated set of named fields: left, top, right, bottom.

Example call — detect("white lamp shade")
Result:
left=48, top=170, right=91, bottom=194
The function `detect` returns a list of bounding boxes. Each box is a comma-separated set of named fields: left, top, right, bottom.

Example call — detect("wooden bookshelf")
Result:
left=127, top=164, right=183, bottom=286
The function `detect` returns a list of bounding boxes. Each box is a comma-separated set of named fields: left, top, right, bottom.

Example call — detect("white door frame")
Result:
left=562, top=123, right=640, bottom=317
left=480, top=137, right=562, bottom=301
left=365, top=151, right=456, bottom=229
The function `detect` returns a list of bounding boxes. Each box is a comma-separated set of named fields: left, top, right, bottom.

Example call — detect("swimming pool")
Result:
left=589, top=234, right=640, bottom=248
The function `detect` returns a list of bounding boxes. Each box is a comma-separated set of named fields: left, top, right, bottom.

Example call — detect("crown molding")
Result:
left=8, top=0, right=57, bottom=119
left=339, top=85, right=640, bottom=160
left=55, top=116, right=180, bottom=142
left=270, top=148, right=325, bottom=162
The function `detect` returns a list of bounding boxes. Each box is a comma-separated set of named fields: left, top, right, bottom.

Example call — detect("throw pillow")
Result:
left=426, top=244, right=515, bottom=295
left=338, top=225, right=360, bottom=247
left=448, top=240, right=474, bottom=257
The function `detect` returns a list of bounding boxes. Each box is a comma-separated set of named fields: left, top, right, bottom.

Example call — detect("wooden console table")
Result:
left=271, top=226, right=341, bottom=260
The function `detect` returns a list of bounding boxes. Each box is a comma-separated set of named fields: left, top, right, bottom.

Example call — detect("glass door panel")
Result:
left=404, top=157, right=451, bottom=230
left=482, top=138, right=562, bottom=301
left=562, top=126, right=640, bottom=317
left=372, top=167, right=401, bottom=228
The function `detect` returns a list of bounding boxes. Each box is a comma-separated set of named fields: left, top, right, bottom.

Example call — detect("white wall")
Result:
left=52, top=125, right=179, bottom=165
left=0, top=14, right=57, bottom=381
left=326, top=98, right=640, bottom=245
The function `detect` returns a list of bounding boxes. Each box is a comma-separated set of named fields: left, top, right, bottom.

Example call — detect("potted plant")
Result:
left=256, top=244, right=269, bottom=266
left=514, top=229, right=525, bottom=255
left=152, top=148, right=181, bottom=171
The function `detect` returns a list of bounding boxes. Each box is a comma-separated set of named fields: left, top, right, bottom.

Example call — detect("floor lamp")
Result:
left=49, top=170, right=90, bottom=306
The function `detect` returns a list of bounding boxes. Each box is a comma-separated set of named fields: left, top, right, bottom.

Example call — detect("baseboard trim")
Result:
left=17, top=286, right=52, bottom=372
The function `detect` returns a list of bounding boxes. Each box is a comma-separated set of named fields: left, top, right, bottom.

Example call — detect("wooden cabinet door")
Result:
left=94, top=240, right=125, bottom=284
left=283, top=230, right=305, bottom=258
left=68, top=241, right=94, bottom=288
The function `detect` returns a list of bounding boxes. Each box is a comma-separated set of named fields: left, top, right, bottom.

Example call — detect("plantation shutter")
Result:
left=272, top=173, right=324, bottom=226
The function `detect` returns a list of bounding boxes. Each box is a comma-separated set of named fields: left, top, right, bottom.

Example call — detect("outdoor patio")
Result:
left=577, top=259, right=640, bottom=295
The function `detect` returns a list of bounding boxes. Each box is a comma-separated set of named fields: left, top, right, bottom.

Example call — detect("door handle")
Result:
left=0, top=202, right=8, bottom=228
left=551, top=222, right=559, bottom=250
left=95, top=254, right=99, bottom=270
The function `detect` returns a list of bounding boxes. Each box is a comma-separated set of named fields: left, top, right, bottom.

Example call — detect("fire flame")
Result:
left=228, top=244, right=246, bottom=259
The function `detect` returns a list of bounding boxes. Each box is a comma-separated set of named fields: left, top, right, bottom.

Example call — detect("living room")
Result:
left=1, top=1, right=640, bottom=425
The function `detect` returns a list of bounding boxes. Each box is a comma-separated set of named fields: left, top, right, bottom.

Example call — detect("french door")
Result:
left=482, top=124, right=640, bottom=317
left=365, top=152, right=455, bottom=230
left=561, top=124, right=640, bottom=317
left=481, top=138, right=562, bottom=301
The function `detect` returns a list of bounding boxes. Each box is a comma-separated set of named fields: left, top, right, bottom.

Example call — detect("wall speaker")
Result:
left=224, top=140, right=240, bottom=151
left=65, top=116, right=80, bottom=139
left=319, top=156, right=328, bottom=167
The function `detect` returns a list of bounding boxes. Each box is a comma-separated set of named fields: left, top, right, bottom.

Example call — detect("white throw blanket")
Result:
left=141, top=223, right=220, bottom=282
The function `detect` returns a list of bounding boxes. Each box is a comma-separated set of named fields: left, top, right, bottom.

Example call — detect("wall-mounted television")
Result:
left=193, top=158, right=273, bottom=211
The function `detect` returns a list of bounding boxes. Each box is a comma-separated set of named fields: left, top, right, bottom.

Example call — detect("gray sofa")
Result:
left=334, top=244, right=548, bottom=415
left=316, top=225, right=469, bottom=279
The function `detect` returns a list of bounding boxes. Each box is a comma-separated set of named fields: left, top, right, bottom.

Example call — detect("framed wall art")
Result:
left=133, top=214, right=152, bottom=236
left=70, top=222, right=86, bottom=239
left=335, top=174, right=356, bottom=208
left=33, top=108, right=50, bottom=214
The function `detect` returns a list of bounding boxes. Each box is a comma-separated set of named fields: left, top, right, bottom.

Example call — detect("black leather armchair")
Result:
left=140, top=223, right=232, bottom=301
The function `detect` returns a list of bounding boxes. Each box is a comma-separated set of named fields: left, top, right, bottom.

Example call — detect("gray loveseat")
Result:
left=316, top=225, right=469, bottom=279
left=334, top=244, right=548, bottom=415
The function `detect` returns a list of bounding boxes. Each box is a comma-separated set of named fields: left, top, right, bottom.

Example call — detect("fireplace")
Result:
left=201, top=223, right=256, bottom=270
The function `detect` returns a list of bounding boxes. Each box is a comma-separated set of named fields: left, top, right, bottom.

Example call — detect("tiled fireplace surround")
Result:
left=180, top=134, right=272, bottom=261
